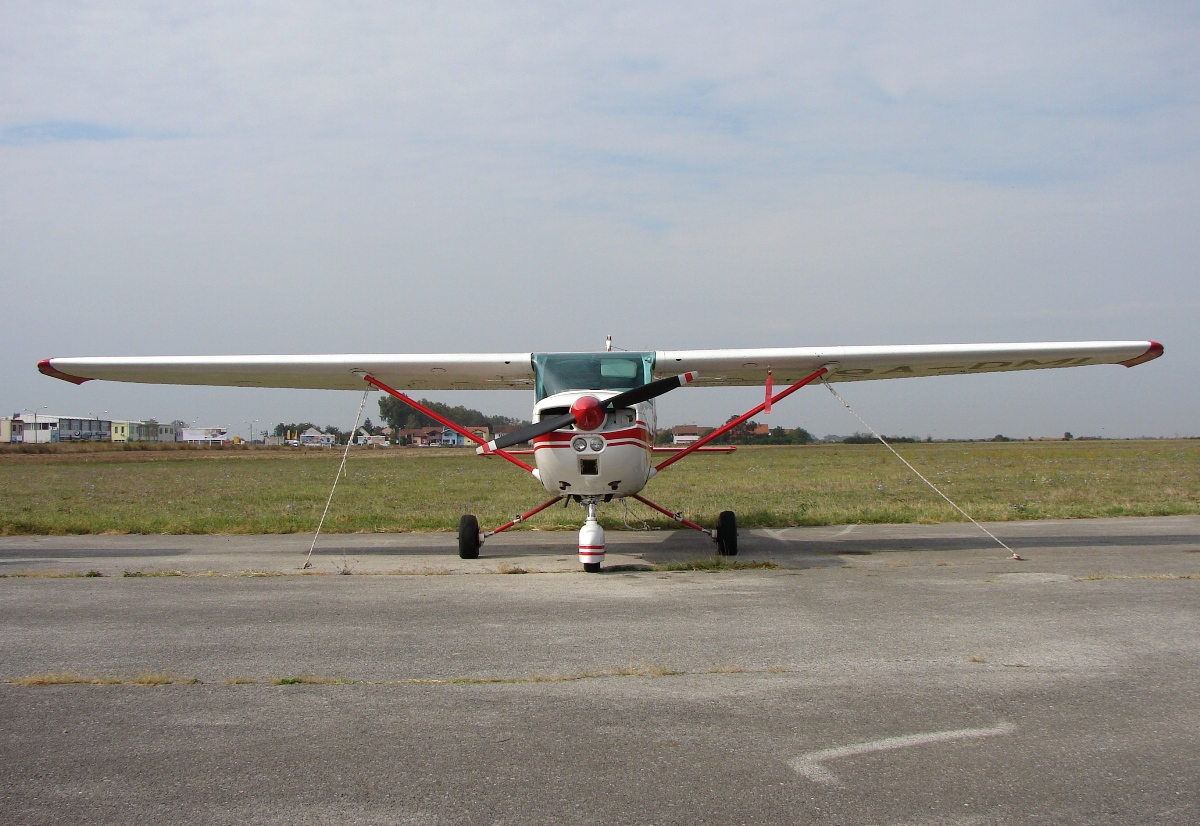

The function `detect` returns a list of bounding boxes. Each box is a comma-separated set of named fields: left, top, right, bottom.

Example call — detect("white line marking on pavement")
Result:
left=790, top=723, right=1016, bottom=785
left=763, top=529, right=789, bottom=542
left=835, top=524, right=855, bottom=537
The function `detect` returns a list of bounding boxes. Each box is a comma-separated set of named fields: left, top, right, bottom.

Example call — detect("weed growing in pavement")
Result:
left=132, top=671, right=197, bottom=686
left=1, top=570, right=107, bottom=578
left=1075, top=573, right=1195, bottom=581
left=8, top=671, right=195, bottom=686
left=272, top=675, right=353, bottom=685
left=614, top=661, right=681, bottom=677
left=653, top=557, right=778, bottom=572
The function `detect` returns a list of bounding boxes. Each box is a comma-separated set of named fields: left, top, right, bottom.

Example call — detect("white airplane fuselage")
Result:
left=529, top=390, right=657, bottom=499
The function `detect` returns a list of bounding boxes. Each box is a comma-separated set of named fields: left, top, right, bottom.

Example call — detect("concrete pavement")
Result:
left=1, top=516, right=1198, bottom=824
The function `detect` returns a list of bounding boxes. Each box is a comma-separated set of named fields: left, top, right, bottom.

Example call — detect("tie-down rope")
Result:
left=302, top=387, right=371, bottom=570
left=820, top=378, right=1020, bottom=559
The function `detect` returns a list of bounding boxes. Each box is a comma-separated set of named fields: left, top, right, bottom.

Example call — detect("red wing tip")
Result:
left=38, top=359, right=91, bottom=385
left=1119, top=341, right=1164, bottom=368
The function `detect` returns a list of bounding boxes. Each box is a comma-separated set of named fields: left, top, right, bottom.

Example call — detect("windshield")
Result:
left=533, top=352, right=654, bottom=400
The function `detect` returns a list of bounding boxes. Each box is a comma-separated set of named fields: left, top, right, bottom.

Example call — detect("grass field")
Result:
left=0, top=440, right=1196, bottom=535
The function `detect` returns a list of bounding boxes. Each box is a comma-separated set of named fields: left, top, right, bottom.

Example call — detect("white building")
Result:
left=5, top=413, right=62, bottom=444
left=300, top=427, right=337, bottom=447
left=179, top=427, right=231, bottom=446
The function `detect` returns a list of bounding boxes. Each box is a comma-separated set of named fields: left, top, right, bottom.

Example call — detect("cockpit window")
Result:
left=533, top=352, right=654, bottom=400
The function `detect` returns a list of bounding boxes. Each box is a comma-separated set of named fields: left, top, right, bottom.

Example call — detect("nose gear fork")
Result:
left=579, top=498, right=605, bottom=573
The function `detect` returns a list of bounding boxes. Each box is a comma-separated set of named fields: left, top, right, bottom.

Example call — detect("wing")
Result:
left=654, top=341, right=1162, bottom=386
left=38, top=341, right=1162, bottom=391
left=38, top=354, right=536, bottom=391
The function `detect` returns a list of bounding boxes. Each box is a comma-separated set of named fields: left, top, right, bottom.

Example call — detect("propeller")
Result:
left=478, top=372, right=698, bottom=454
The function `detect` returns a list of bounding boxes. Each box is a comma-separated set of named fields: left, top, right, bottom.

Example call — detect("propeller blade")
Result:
left=480, top=411, right=575, bottom=453
left=603, top=371, right=698, bottom=408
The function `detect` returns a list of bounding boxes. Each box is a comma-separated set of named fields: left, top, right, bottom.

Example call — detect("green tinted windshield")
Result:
left=533, top=352, right=654, bottom=400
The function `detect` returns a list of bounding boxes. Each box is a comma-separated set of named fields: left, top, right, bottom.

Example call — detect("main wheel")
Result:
left=716, top=511, right=738, bottom=556
left=458, top=514, right=481, bottom=559
left=583, top=562, right=602, bottom=573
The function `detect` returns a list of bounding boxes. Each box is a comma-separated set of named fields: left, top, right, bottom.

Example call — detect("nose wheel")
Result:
left=579, top=499, right=605, bottom=572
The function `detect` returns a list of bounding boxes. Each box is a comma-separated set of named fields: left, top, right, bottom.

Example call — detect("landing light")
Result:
left=588, top=436, right=605, bottom=452
left=572, top=436, right=588, bottom=452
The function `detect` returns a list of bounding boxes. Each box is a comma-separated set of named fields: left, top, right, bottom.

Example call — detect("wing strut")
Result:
left=359, top=373, right=535, bottom=474
left=632, top=494, right=712, bottom=537
left=653, top=366, right=829, bottom=473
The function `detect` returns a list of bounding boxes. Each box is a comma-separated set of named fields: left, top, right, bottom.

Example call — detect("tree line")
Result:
left=376, top=396, right=526, bottom=432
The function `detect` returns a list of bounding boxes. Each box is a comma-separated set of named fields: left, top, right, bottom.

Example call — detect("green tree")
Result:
left=274, top=422, right=317, bottom=438
left=377, top=396, right=525, bottom=433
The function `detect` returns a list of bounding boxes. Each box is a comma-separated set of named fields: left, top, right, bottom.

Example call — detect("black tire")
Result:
left=583, top=562, right=602, bottom=573
left=716, top=511, right=738, bottom=556
left=458, top=514, right=481, bottom=559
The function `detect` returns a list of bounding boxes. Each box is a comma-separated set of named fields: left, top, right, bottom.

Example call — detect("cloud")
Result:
left=0, top=121, right=132, bottom=145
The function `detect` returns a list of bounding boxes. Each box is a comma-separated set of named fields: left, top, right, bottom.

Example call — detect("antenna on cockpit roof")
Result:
left=605, top=335, right=612, bottom=352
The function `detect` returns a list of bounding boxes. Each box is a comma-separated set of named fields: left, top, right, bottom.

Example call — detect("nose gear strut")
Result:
left=578, top=498, right=605, bottom=573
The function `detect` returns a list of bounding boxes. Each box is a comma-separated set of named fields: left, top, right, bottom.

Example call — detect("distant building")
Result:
left=16, top=415, right=121, bottom=443
left=4, top=414, right=182, bottom=444
left=672, top=425, right=702, bottom=445
left=299, top=427, right=336, bottom=447
left=7, top=413, right=66, bottom=443
left=120, top=420, right=176, bottom=442
left=180, top=427, right=232, bottom=446
left=397, top=427, right=443, bottom=446
left=441, top=427, right=465, bottom=446
left=130, top=420, right=177, bottom=442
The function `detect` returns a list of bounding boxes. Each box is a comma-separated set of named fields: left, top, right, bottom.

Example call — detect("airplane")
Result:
left=39, top=339, right=1163, bottom=571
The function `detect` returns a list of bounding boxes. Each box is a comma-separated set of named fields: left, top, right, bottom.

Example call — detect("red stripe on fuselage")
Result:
left=534, top=439, right=650, bottom=452
left=532, top=425, right=649, bottom=444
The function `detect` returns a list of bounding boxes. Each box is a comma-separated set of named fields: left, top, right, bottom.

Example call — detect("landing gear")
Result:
left=458, top=514, right=481, bottom=559
left=578, top=499, right=605, bottom=572
left=715, top=510, right=738, bottom=556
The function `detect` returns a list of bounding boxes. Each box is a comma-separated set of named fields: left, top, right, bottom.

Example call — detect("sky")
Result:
left=2, top=1, right=1197, bottom=440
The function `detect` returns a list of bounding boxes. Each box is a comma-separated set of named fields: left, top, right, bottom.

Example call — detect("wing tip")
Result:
left=1119, top=341, right=1164, bottom=368
left=38, top=359, right=91, bottom=385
